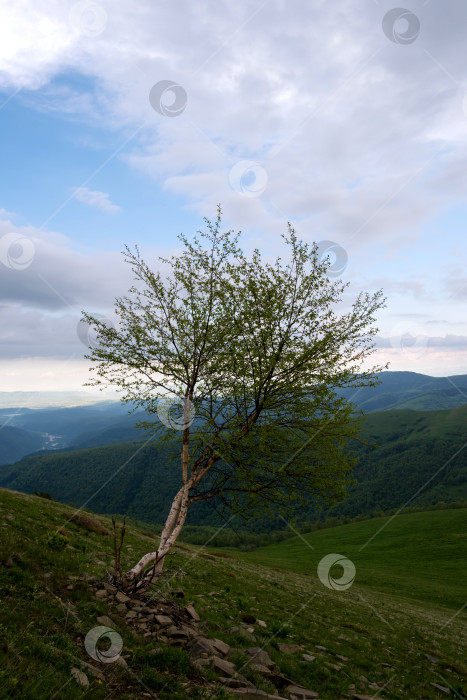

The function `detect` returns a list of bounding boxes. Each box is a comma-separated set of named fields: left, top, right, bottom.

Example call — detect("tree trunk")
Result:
left=123, top=481, right=190, bottom=588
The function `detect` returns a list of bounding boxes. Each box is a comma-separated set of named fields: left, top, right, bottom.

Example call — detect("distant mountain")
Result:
left=339, top=371, right=467, bottom=412
left=0, top=391, right=115, bottom=409
left=1, top=404, right=466, bottom=531
left=0, top=401, right=140, bottom=444
left=1, top=371, right=466, bottom=466
left=0, top=426, right=46, bottom=465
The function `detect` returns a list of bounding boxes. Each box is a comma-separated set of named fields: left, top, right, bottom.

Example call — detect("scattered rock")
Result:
left=218, top=677, right=254, bottom=689
left=425, top=654, right=439, bottom=663
left=256, top=619, right=267, bottom=628
left=229, top=690, right=288, bottom=699
left=211, top=656, right=236, bottom=677
left=430, top=683, right=450, bottom=695
left=96, top=615, right=117, bottom=629
left=115, top=591, right=130, bottom=604
left=315, top=645, right=327, bottom=652
left=278, top=643, right=301, bottom=654
left=191, top=637, right=217, bottom=658
left=95, top=589, right=108, bottom=600
left=212, top=638, right=230, bottom=656
left=185, top=604, right=200, bottom=622
left=285, top=686, right=319, bottom=699
left=250, top=662, right=272, bottom=676
left=154, top=614, right=172, bottom=627
left=71, top=667, right=89, bottom=688
left=302, top=654, right=315, bottom=663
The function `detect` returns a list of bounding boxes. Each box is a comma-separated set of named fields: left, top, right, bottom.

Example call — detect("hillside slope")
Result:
left=2, top=405, right=467, bottom=530
left=0, top=488, right=465, bottom=699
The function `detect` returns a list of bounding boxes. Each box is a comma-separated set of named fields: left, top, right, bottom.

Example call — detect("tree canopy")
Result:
left=82, top=208, right=387, bottom=589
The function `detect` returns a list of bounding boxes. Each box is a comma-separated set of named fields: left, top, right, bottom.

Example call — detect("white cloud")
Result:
left=72, top=186, right=121, bottom=213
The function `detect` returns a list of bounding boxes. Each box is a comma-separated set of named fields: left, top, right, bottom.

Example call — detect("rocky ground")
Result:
left=85, top=577, right=382, bottom=700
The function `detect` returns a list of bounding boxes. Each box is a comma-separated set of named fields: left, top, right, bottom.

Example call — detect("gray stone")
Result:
left=95, top=589, right=108, bottom=599
left=249, top=662, right=272, bottom=676
left=229, top=690, right=288, bottom=700
left=190, top=637, right=217, bottom=658
left=211, top=656, right=236, bottom=677
left=278, top=643, right=301, bottom=654
left=96, top=615, right=117, bottom=629
left=154, top=614, right=172, bottom=627
left=78, top=661, right=105, bottom=681
left=302, top=654, right=316, bottom=663
left=218, top=677, right=254, bottom=689
left=103, top=583, right=117, bottom=593
left=71, top=668, right=89, bottom=688
left=247, top=648, right=276, bottom=670
left=430, top=683, right=450, bottom=695
left=115, top=591, right=130, bottom=603
left=286, top=686, right=319, bottom=699
left=116, top=603, right=127, bottom=614
left=212, top=638, right=230, bottom=656
left=185, top=604, right=200, bottom=621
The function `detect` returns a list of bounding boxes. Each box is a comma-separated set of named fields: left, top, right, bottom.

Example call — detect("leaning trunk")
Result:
left=122, top=481, right=190, bottom=589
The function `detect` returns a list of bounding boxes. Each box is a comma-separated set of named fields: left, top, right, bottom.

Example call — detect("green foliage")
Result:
left=47, top=532, right=68, bottom=551
left=82, top=208, right=386, bottom=529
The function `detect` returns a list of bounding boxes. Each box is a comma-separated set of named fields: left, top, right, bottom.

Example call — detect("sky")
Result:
left=0, top=0, right=467, bottom=393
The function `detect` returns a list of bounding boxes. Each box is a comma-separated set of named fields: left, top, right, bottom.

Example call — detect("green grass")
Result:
left=0, top=487, right=466, bottom=699
left=233, top=508, right=467, bottom=610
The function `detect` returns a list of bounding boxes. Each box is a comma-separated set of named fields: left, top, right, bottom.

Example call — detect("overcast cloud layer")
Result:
left=0, top=0, right=466, bottom=389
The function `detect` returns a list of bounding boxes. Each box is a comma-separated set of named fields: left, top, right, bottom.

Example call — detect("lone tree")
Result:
left=82, top=208, right=386, bottom=591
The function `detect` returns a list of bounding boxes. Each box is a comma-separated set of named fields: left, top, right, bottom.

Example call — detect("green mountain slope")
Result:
left=0, top=488, right=465, bottom=699
left=0, top=426, right=46, bottom=466
left=235, top=507, right=467, bottom=610
left=1, top=405, right=467, bottom=532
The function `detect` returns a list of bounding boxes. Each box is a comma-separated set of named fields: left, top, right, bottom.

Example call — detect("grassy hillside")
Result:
left=234, top=508, right=467, bottom=610
left=0, top=488, right=466, bottom=699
